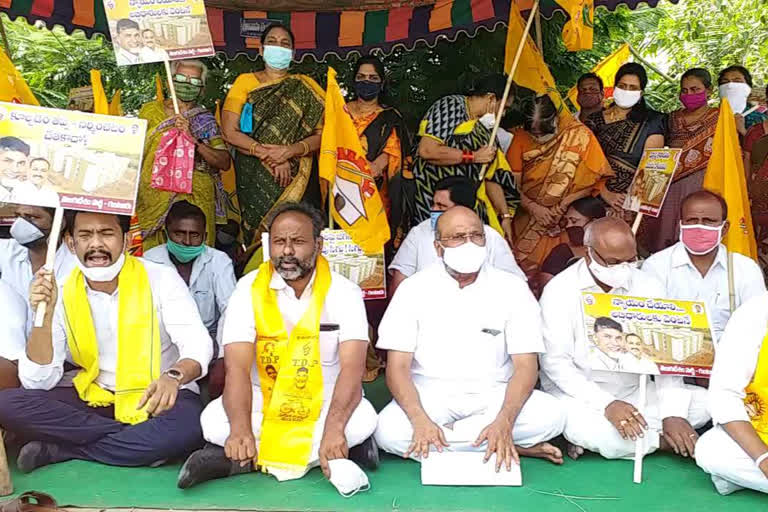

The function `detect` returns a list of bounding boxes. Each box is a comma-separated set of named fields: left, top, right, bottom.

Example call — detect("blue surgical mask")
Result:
left=430, top=210, right=444, bottom=231
left=263, top=45, right=293, bottom=70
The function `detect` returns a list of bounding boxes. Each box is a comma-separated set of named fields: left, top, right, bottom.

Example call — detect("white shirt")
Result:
left=707, top=292, right=768, bottom=426
left=139, top=47, right=169, bottom=63
left=10, top=183, right=60, bottom=208
left=0, top=280, right=27, bottom=362
left=389, top=219, right=526, bottom=280
left=144, top=244, right=237, bottom=354
left=539, top=259, right=689, bottom=418
left=18, top=258, right=213, bottom=393
left=377, top=263, right=543, bottom=393
left=0, top=239, right=77, bottom=303
left=223, top=267, right=369, bottom=395
left=642, top=243, right=766, bottom=341
left=115, top=46, right=141, bottom=65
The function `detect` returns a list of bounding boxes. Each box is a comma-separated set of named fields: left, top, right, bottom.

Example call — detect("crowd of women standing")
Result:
left=133, top=21, right=768, bottom=282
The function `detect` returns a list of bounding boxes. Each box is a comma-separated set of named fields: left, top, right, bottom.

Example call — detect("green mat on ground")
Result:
left=5, top=378, right=767, bottom=511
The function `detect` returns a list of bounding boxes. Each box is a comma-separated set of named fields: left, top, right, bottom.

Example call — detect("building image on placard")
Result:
left=321, top=229, right=386, bottom=300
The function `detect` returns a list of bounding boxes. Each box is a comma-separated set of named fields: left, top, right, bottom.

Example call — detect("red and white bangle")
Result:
left=756, top=451, right=768, bottom=468
left=461, top=150, right=474, bottom=164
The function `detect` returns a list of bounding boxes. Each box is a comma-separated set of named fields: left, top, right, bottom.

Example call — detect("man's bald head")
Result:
left=584, top=217, right=637, bottom=265
left=435, top=206, right=483, bottom=240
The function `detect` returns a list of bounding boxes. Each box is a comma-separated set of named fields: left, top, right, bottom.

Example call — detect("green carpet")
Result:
left=4, top=378, right=767, bottom=511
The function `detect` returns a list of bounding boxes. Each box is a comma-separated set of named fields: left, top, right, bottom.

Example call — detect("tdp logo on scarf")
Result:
left=557, top=0, right=594, bottom=51
left=319, top=67, right=390, bottom=253
left=745, top=328, right=768, bottom=444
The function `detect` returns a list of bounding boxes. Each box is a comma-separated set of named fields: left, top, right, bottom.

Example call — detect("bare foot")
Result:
left=517, top=442, right=564, bottom=465
left=567, top=442, right=585, bottom=460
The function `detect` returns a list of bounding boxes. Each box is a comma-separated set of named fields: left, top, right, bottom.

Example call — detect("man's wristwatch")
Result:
left=499, top=213, right=514, bottom=220
left=163, top=368, right=184, bottom=386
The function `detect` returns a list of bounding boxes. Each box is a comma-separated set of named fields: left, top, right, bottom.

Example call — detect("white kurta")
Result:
left=539, top=259, right=709, bottom=458
left=696, top=293, right=768, bottom=495
left=374, top=264, right=565, bottom=459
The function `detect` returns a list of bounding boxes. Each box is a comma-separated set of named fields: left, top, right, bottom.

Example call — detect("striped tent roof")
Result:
left=0, top=0, right=674, bottom=61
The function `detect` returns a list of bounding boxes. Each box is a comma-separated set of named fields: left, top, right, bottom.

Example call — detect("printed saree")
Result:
left=136, top=100, right=226, bottom=251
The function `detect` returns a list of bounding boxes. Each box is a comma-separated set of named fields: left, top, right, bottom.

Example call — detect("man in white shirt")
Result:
left=375, top=207, right=566, bottom=469
left=113, top=19, right=143, bottom=66
left=0, top=211, right=213, bottom=472
left=539, top=217, right=710, bottom=461
left=0, top=136, right=30, bottom=201
left=11, top=157, right=60, bottom=208
left=695, top=293, right=768, bottom=495
left=642, top=190, right=765, bottom=341
left=0, top=204, right=77, bottom=309
left=139, top=29, right=170, bottom=62
left=389, top=176, right=525, bottom=295
left=178, top=202, right=377, bottom=490
left=0, top=281, right=26, bottom=390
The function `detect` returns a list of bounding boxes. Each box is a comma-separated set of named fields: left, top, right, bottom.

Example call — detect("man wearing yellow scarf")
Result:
left=179, top=202, right=378, bottom=491
left=0, top=211, right=213, bottom=472
left=696, top=294, right=768, bottom=495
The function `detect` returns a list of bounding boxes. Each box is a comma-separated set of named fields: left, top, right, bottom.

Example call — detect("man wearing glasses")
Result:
left=375, top=206, right=567, bottom=472
left=539, top=217, right=710, bottom=462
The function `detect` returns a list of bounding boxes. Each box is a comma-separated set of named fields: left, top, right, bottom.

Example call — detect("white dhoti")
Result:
left=560, top=382, right=709, bottom=459
left=374, top=386, right=566, bottom=460
left=695, top=425, right=768, bottom=495
left=200, top=391, right=378, bottom=480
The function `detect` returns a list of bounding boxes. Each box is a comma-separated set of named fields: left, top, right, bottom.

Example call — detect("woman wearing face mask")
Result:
left=584, top=63, right=666, bottom=213
left=408, top=74, right=518, bottom=238
left=718, top=65, right=767, bottom=136
left=507, top=93, right=613, bottom=276
left=540, top=197, right=607, bottom=277
left=346, top=55, right=411, bottom=225
left=219, top=22, right=325, bottom=246
left=641, top=68, right=719, bottom=253
left=137, top=59, right=231, bottom=251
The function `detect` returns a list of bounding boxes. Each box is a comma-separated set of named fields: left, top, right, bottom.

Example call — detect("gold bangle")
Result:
left=249, top=142, right=259, bottom=156
left=299, top=141, right=310, bottom=157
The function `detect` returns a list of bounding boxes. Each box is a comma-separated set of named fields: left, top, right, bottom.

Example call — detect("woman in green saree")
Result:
left=220, top=23, right=325, bottom=244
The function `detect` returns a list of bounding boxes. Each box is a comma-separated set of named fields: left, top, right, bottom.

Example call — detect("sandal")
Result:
left=0, top=492, right=61, bottom=512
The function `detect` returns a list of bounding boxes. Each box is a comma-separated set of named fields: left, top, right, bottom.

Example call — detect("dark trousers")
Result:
left=0, top=387, right=204, bottom=467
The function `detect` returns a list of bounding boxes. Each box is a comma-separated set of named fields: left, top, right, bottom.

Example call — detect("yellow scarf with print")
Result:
left=745, top=330, right=768, bottom=443
left=251, top=256, right=330, bottom=472
left=62, top=255, right=161, bottom=425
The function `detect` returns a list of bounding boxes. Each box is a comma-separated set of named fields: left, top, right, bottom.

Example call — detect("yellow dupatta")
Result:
left=745, top=330, right=768, bottom=443
left=62, top=256, right=161, bottom=425
left=251, top=256, right=331, bottom=472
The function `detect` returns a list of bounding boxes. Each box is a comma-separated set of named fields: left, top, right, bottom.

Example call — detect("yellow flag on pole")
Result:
left=90, top=70, right=109, bottom=115
left=504, top=3, right=570, bottom=119
left=0, top=50, right=38, bottom=105
left=557, top=0, right=594, bottom=51
left=109, top=90, right=123, bottom=117
left=155, top=73, right=165, bottom=102
left=319, top=68, right=390, bottom=253
left=566, top=43, right=631, bottom=109
left=702, top=98, right=757, bottom=259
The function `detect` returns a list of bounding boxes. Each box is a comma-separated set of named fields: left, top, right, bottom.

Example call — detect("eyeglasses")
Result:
left=587, top=246, right=638, bottom=268
left=438, top=232, right=486, bottom=248
left=173, top=74, right=203, bottom=87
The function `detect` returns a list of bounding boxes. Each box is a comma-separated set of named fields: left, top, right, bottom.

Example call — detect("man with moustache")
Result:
left=0, top=136, right=29, bottom=202
left=0, top=211, right=213, bottom=472
left=179, top=202, right=378, bottom=490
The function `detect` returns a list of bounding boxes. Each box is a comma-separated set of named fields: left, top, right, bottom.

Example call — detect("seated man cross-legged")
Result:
left=375, top=207, right=566, bottom=469
left=179, top=202, right=378, bottom=490
left=0, top=211, right=213, bottom=471
left=539, top=217, right=710, bottom=461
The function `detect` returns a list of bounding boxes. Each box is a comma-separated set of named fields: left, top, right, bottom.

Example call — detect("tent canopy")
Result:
left=0, top=0, right=674, bottom=61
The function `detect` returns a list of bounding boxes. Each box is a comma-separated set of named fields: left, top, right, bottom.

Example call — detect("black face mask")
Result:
left=566, top=226, right=585, bottom=246
left=355, top=80, right=382, bottom=101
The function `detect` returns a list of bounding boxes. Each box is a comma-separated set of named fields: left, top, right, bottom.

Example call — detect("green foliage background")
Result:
left=4, top=0, right=766, bottom=128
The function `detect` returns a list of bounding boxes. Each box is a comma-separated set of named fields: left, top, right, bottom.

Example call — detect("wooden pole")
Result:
left=534, top=11, right=543, bottom=51
left=631, top=212, right=643, bottom=235
left=163, top=58, right=180, bottom=115
left=0, top=429, right=11, bottom=496
left=633, top=374, right=648, bottom=484
left=627, top=45, right=675, bottom=84
left=34, top=207, right=64, bottom=328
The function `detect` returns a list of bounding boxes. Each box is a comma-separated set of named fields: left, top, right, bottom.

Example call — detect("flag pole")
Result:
left=534, top=11, right=543, bottom=51
left=34, top=207, right=64, bottom=328
left=163, top=58, right=180, bottom=115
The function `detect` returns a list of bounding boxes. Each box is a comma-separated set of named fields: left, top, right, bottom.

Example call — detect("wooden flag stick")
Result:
left=0, top=429, right=11, bottom=496
left=34, top=207, right=64, bottom=328
left=633, top=374, right=648, bottom=483
left=631, top=211, right=643, bottom=235
left=163, top=58, right=180, bottom=115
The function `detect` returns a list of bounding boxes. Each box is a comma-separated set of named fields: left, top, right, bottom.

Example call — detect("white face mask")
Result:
left=479, top=112, right=496, bottom=130
left=587, top=248, right=634, bottom=290
left=10, top=217, right=45, bottom=246
left=718, top=82, right=751, bottom=114
left=613, top=87, right=642, bottom=109
left=76, top=250, right=126, bottom=282
left=327, top=459, right=370, bottom=498
left=440, top=241, right=487, bottom=274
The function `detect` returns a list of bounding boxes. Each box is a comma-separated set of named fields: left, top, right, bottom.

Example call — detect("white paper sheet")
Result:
left=420, top=451, right=522, bottom=486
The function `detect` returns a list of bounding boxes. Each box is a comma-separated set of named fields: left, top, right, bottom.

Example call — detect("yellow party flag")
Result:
left=557, top=0, right=594, bottom=51
left=319, top=68, right=390, bottom=253
left=504, top=3, right=570, bottom=119
left=90, top=70, right=109, bottom=115
left=109, top=90, right=123, bottom=117
left=0, top=50, right=39, bottom=105
left=702, top=98, right=757, bottom=259
left=155, top=73, right=165, bottom=102
left=566, top=43, right=631, bottom=109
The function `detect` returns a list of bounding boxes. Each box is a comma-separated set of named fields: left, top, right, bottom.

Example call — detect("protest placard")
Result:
left=581, top=292, right=715, bottom=378
left=623, top=148, right=682, bottom=217
left=322, top=229, right=386, bottom=300
left=103, top=0, right=215, bottom=66
left=0, top=102, right=147, bottom=215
